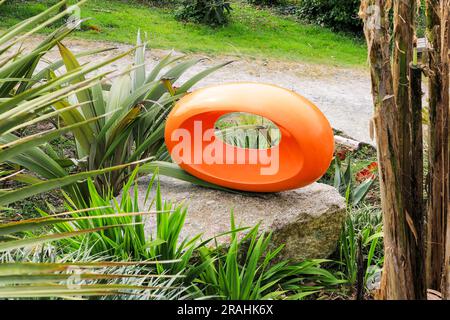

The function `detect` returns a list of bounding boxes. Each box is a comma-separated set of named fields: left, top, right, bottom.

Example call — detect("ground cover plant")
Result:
left=41, top=168, right=199, bottom=275
left=248, top=0, right=286, bottom=6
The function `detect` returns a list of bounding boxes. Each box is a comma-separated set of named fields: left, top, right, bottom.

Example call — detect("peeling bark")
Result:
left=439, top=0, right=450, bottom=300
left=360, top=0, right=426, bottom=299
left=425, top=0, right=449, bottom=294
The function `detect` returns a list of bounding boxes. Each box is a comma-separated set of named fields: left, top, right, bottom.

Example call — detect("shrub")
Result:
left=175, top=0, right=233, bottom=26
left=296, top=0, right=363, bottom=34
left=50, top=33, right=230, bottom=201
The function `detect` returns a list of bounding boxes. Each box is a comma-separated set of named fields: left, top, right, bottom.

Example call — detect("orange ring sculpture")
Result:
left=164, top=83, right=334, bottom=192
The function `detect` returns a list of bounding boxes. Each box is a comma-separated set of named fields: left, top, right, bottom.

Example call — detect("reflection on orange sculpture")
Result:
left=164, top=83, right=334, bottom=192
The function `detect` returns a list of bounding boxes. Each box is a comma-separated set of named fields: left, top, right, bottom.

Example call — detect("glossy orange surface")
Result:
left=164, top=83, right=334, bottom=192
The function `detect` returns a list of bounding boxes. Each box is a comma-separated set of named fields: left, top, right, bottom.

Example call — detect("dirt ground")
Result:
left=28, top=36, right=374, bottom=144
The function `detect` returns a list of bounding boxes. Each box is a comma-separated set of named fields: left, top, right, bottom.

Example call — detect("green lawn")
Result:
left=0, top=0, right=367, bottom=66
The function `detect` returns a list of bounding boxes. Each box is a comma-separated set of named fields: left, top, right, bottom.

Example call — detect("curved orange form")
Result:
left=164, top=83, right=334, bottom=192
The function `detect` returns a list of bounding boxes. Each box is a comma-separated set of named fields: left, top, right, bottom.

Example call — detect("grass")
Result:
left=0, top=0, right=367, bottom=66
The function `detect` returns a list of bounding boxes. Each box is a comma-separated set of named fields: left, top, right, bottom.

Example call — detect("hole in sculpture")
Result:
left=214, top=112, right=281, bottom=150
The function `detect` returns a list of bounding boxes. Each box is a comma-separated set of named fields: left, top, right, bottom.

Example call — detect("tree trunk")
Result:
left=439, top=0, right=450, bottom=299
left=360, top=0, right=426, bottom=299
left=425, top=0, right=450, bottom=294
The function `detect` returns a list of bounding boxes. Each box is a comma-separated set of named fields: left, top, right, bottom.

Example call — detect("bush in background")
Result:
left=175, top=0, right=233, bottom=26
left=295, top=0, right=362, bottom=34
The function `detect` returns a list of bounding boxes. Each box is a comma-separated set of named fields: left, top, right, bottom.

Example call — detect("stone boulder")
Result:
left=137, top=175, right=346, bottom=261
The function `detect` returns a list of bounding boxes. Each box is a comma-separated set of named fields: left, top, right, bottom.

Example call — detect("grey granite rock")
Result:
left=136, top=175, right=346, bottom=261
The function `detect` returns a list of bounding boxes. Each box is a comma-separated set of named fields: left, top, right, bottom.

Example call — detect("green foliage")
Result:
left=332, top=157, right=375, bottom=207
left=0, top=3, right=229, bottom=207
left=416, top=0, right=426, bottom=37
left=248, top=0, right=285, bottom=6
left=149, top=181, right=202, bottom=275
left=215, top=113, right=281, bottom=149
left=0, top=0, right=128, bottom=207
left=40, top=168, right=199, bottom=276
left=38, top=170, right=347, bottom=299
left=0, top=188, right=178, bottom=299
left=337, top=205, right=383, bottom=293
left=136, top=0, right=176, bottom=7
left=296, top=0, right=363, bottom=34
left=176, top=0, right=233, bottom=26
left=189, top=215, right=344, bottom=300
left=319, top=148, right=382, bottom=296
left=48, top=31, right=229, bottom=201
left=0, top=245, right=188, bottom=299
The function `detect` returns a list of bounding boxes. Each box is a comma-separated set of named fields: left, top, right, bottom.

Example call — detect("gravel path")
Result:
left=30, top=37, right=374, bottom=143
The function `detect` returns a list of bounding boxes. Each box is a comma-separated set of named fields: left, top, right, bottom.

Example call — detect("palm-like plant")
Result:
left=0, top=0, right=232, bottom=300
left=54, top=32, right=231, bottom=199
left=0, top=0, right=140, bottom=208
left=41, top=168, right=199, bottom=272
left=0, top=206, right=181, bottom=299
left=0, top=0, right=230, bottom=208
